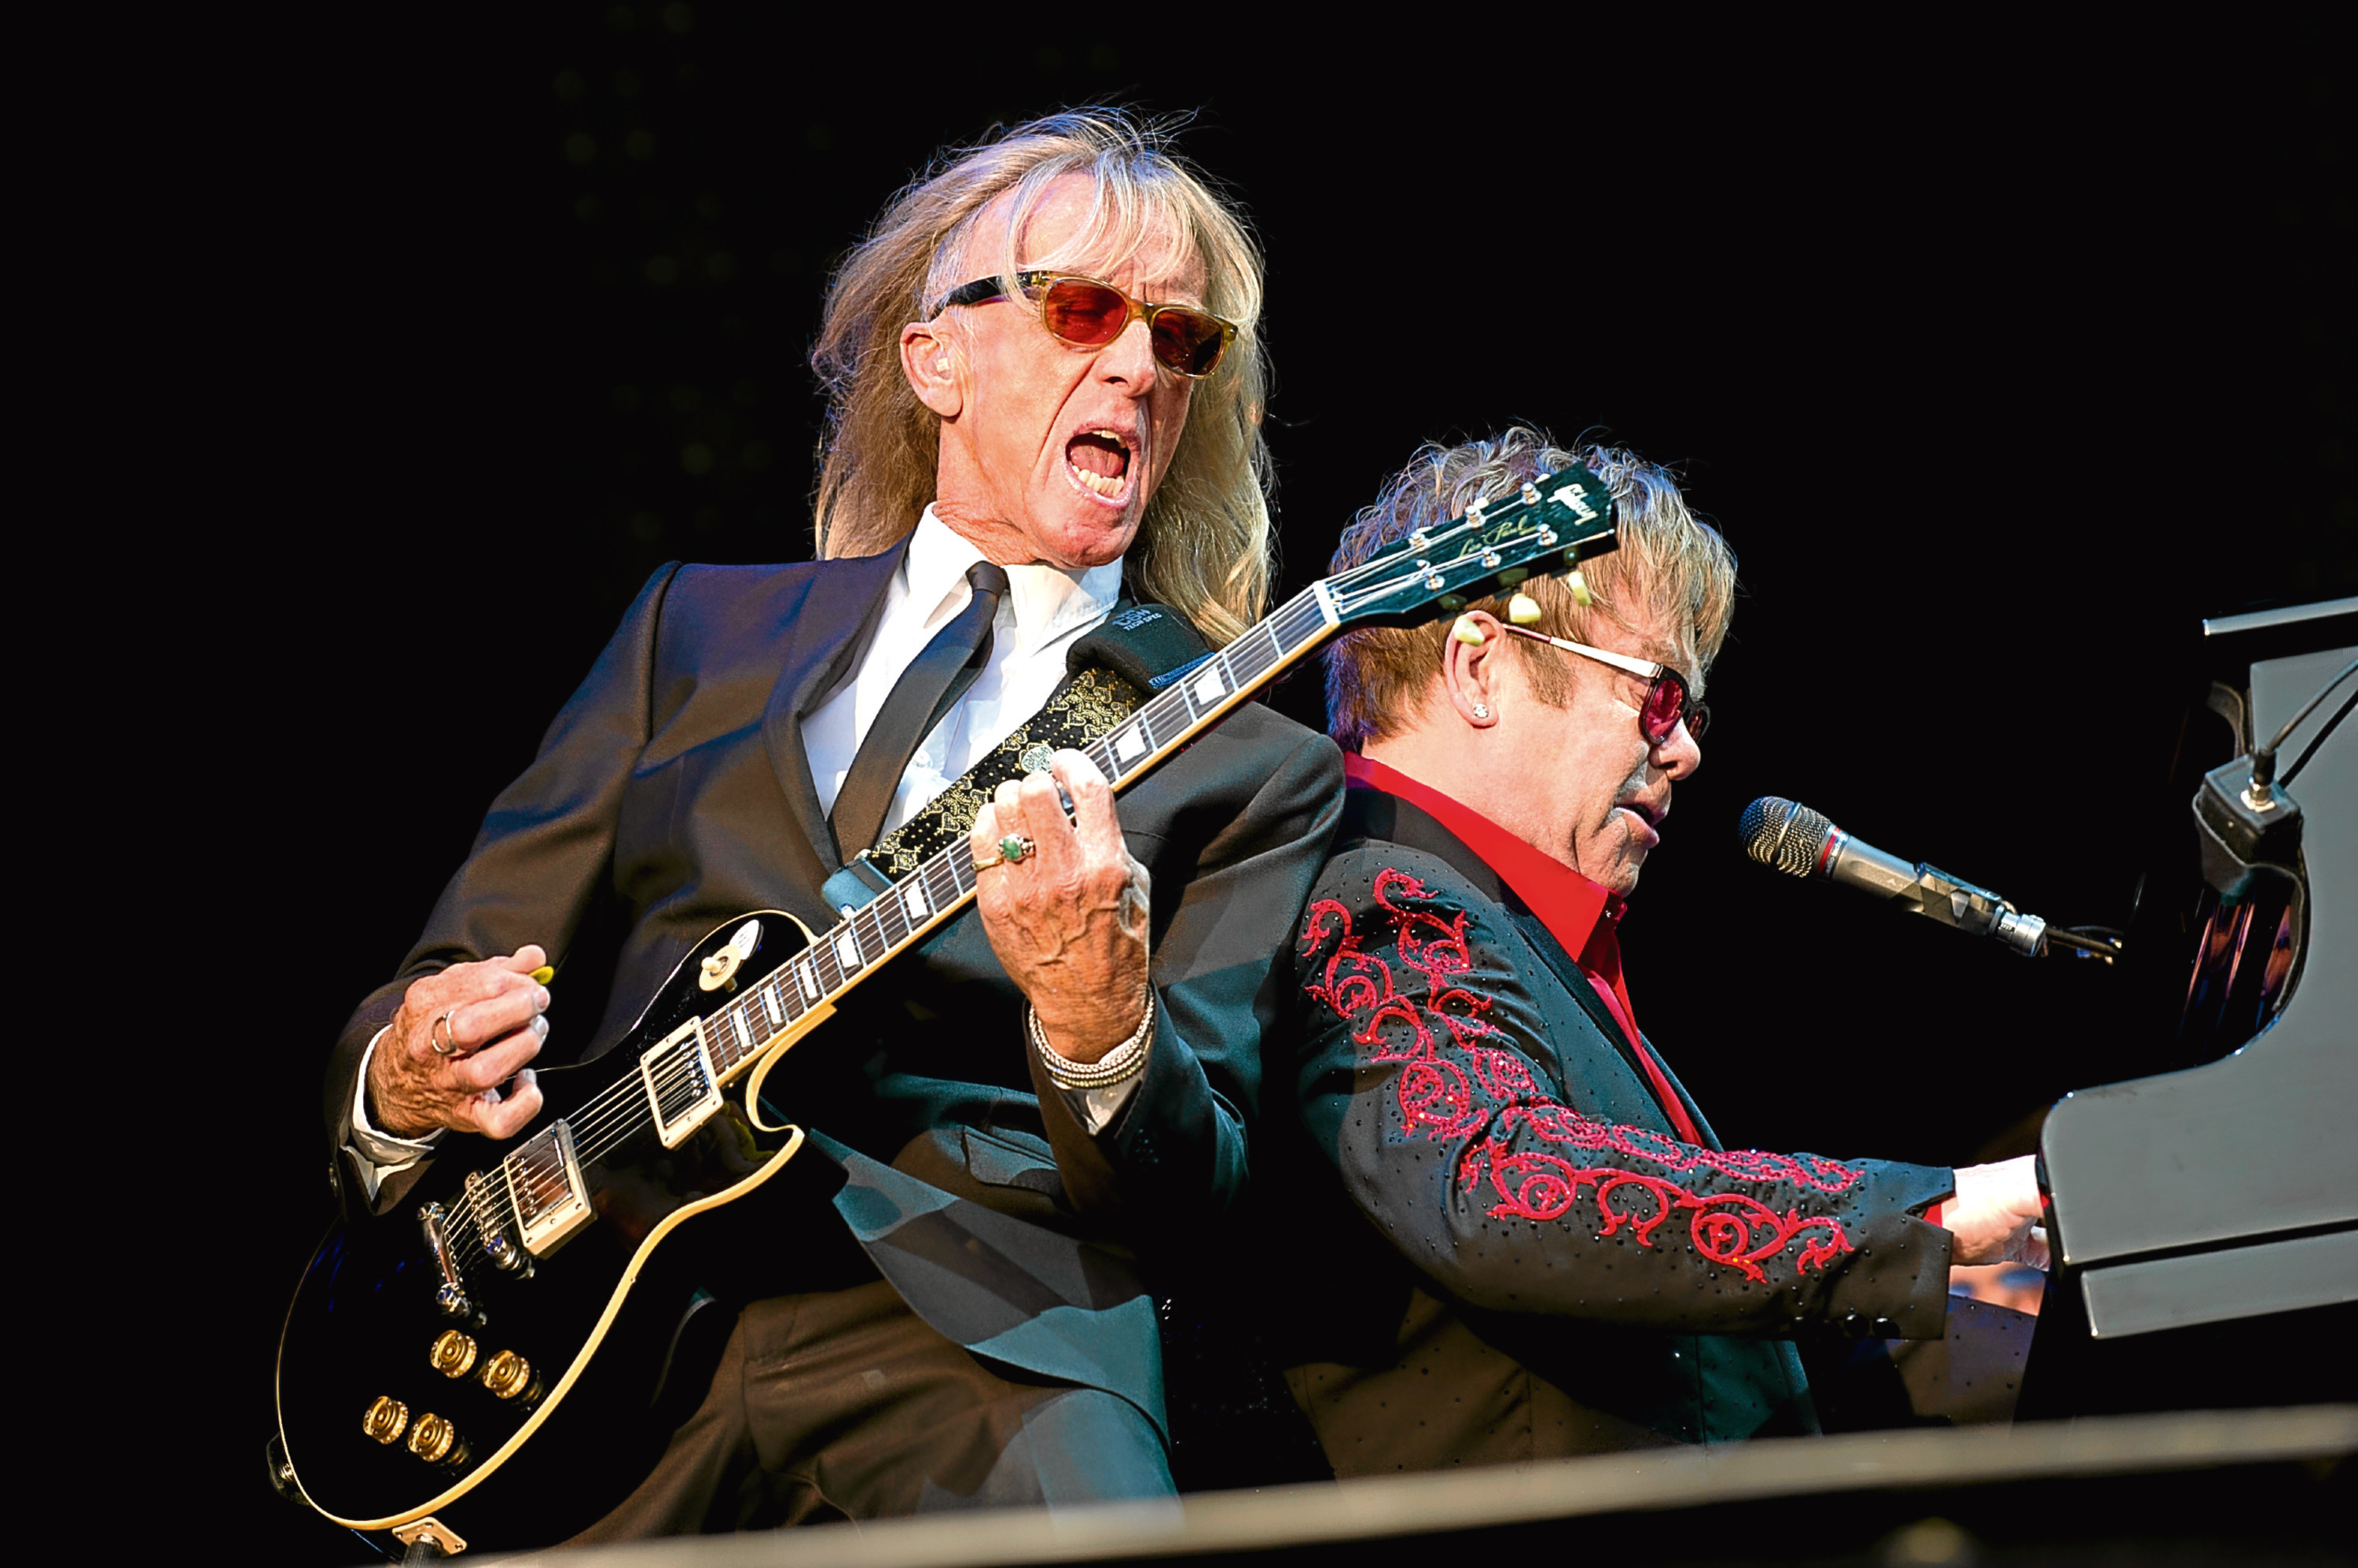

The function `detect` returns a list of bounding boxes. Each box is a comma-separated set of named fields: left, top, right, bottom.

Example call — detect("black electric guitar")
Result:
left=274, top=471, right=1620, bottom=1556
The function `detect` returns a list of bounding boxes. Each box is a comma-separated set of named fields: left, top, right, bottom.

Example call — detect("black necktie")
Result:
left=828, top=560, right=1009, bottom=857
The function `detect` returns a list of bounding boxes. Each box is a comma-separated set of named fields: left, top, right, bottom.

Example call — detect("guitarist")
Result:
left=325, top=110, right=1342, bottom=1537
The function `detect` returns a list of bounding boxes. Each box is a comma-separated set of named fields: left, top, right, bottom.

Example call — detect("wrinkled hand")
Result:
left=1945, top=1155, right=2051, bottom=1268
left=971, top=751, right=1151, bottom=1063
left=368, top=946, right=551, bottom=1139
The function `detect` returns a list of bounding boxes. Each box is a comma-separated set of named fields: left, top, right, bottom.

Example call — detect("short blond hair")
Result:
left=809, top=109, right=1273, bottom=646
left=1323, top=428, right=1737, bottom=751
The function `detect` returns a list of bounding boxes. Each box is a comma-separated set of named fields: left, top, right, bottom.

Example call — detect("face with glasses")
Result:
left=1508, top=605, right=1703, bottom=894
left=1372, top=603, right=1706, bottom=896
left=900, top=175, right=1214, bottom=570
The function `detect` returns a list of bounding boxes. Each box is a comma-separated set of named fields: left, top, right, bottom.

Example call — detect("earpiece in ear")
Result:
left=935, top=358, right=949, bottom=373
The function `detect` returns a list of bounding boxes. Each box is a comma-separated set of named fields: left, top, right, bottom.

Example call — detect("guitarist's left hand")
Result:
left=971, top=750, right=1152, bottom=1064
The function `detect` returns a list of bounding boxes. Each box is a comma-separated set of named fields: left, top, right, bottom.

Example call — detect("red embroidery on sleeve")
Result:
left=1475, top=1146, right=1853, bottom=1281
left=1300, top=868, right=1860, bottom=1283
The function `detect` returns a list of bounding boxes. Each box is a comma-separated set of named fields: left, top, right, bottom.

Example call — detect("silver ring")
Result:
left=431, top=1009, right=463, bottom=1056
left=973, top=834, right=1036, bottom=872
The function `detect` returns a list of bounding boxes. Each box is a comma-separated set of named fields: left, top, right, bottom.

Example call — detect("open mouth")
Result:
left=1064, top=429, right=1133, bottom=505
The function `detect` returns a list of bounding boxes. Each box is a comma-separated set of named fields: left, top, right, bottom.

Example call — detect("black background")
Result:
left=127, top=9, right=2348, bottom=1559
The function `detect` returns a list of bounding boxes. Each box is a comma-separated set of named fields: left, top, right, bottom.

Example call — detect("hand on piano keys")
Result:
left=1945, top=1155, right=2052, bottom=1270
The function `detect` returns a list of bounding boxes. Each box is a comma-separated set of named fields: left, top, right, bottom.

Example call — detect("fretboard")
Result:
left=694, top=582, right=1341, bottom=1087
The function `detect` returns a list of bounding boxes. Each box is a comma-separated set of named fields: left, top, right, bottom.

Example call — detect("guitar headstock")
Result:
left=1320, top=465, right=1620, bottom=630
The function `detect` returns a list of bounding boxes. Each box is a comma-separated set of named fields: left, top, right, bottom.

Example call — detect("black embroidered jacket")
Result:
left=1266, top=784, right=1957, bottom=1465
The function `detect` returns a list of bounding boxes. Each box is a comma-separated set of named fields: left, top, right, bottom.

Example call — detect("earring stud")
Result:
left=1472, top=704, right=1492, bottom=720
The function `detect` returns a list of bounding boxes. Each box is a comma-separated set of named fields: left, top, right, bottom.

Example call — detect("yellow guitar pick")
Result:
left=1450, top=614, right=1488, bottom=645
left=1508, top=593, right=1543, bottom=625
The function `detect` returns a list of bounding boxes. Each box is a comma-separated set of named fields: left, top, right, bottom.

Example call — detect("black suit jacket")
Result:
left=1264, top=784, right=1954, bottom=1468
left=325, top=549, right=1345, bottom=1434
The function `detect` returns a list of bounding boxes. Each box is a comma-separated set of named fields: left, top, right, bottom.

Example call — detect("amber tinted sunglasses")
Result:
left=933, top=271, right=1237, bottom=378
left=1500, top=623, right=1710, bottom=744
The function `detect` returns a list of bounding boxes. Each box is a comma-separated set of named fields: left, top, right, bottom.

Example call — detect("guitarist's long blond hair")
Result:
left=809, top=109, right=1273, bottom=648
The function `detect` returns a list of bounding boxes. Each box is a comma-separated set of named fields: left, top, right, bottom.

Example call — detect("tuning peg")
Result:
left=1566, top=571, right=1592, bottom=608
left=1508, top=593, right=1543, bottom=626
left=1450, top=615, right=1488, bottom=646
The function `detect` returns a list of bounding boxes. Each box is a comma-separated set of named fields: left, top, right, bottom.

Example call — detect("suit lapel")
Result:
left=1344, top=787, right=1704, bottom=1139
left=762, top=538, right=912, bottom=873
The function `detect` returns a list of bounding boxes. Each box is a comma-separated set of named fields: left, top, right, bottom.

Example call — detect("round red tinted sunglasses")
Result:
left=933, top=271, right=1237, bottom=378
left=1500, top=623, right=1710, bottom=744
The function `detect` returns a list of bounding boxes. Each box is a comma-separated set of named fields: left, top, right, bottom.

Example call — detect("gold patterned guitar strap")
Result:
left=818, top=600, right=1212, bottom=911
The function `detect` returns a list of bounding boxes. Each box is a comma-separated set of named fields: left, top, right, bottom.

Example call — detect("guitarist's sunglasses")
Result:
left=1500, top=623, right=1710, bottom=744
left=931, top=271, right=1238, bottom=378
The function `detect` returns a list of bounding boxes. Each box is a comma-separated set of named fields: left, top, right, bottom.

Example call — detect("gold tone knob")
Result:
left=362, top=1395, right=410, bottom=1445
left=429, top=1330, right=479, bottom=1378
left=479, top=1349, right=534, bottom=1401
left=405, top=1411, right=462, bottom=1464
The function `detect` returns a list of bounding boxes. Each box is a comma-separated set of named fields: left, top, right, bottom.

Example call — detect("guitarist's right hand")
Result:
left=368, top=946, right=551, bottom=1140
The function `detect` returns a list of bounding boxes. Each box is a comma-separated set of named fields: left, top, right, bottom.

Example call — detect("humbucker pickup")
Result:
left=641, top=1020, right=723, bottom=1149
left=514, top=1120, right=593, bottom=1257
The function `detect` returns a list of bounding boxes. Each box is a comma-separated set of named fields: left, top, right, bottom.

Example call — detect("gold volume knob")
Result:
left=478, top=1349, right=534, bottom=1401
left=362, top=1395, right=410, bottom=1445
left=428, top=1330, right=479, bottom=1378
left=405, top=1412, right=465, bottom=1465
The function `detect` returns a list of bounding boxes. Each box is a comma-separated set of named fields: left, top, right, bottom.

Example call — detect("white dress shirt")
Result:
left=349, top=509, right=1144, bottom=1196
left=803, top=507, right=1124, bottom=836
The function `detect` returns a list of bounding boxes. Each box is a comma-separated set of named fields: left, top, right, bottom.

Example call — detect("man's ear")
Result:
left=1442, top=610, right=1504, bottom=729
left=900, top=322, right=963, bottom=417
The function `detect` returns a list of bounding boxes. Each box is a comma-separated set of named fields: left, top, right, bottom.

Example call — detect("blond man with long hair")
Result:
left=321, top=111, right=1342, bottom=1542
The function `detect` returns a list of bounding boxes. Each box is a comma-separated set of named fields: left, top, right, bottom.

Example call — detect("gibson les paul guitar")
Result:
left=274, top=468, right=1620, bottom=1555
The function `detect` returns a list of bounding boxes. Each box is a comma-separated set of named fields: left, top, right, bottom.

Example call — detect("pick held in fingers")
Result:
left=372, top=945, right=554, bottom=1139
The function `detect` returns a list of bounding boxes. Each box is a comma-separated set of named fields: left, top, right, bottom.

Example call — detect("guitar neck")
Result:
left=490, top=468, right=1611, bottom=1246
left=692, top=582, right=1343, bottom=1089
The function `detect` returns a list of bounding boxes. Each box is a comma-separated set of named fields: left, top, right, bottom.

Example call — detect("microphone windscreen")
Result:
left=1740, top=796, right=1834, bottom=878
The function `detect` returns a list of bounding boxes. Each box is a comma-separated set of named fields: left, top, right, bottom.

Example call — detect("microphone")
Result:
left=1739, top=796, right=2053, bottom=957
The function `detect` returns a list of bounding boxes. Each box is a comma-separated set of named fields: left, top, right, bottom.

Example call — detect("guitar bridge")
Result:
left=464, top=1170, right=530, bottom=1274
left=512, top=1120, right=593, bottom=1258
left=641, top=1019, right=723, bottom=1149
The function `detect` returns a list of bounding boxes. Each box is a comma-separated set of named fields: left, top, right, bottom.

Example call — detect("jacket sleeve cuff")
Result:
left=349, top=1026, right=442, bottom=1200
left=1819, top=1159, right=1959, bottom=1339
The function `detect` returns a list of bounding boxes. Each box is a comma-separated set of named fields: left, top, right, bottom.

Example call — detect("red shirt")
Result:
left=1342, top=752, right=1705, bottom=1146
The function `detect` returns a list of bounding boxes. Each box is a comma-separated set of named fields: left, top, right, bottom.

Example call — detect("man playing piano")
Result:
left=1274, top=429, right=2048, bottom=1469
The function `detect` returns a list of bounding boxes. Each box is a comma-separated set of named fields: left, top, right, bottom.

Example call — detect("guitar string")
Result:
left=439, top=525, right=1538, bottom=1265
left=443, top=560, right=1515, bottom=1265
left=441, top=594, right=1320, bottom=1268
left=434, top=501, right=1575, bottom=1268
